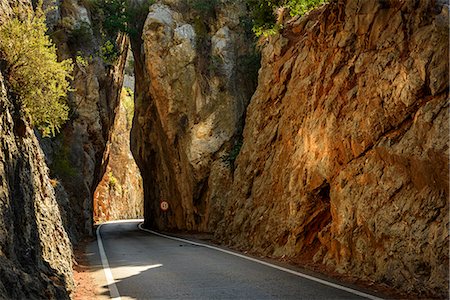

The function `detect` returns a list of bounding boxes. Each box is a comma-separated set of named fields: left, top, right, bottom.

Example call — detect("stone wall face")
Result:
left=216, top=0, right=449, bottom=297
left=0, top=69, right=74, bottom=299
left=0, top=0, right=132, bottom=296
left=94, top=88, right=144, bottom=222
left=132, top=1, right=256, bottom=231
left=37, top=0, right=129, bottom=238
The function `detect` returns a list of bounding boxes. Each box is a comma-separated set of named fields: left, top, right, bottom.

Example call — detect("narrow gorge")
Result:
left=0, top=0, right=448, bottom=299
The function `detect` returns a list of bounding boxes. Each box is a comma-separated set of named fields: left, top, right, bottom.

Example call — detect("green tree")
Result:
left=0, top=4, right=73, bottom=136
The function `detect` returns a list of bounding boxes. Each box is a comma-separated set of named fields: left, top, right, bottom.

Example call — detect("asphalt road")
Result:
left=93, top=220, right=381, bottom=300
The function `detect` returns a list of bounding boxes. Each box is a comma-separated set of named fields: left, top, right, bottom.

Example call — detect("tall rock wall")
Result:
left=0, top=69, right=74, bottom=298
left=0, top=0, right=130, bottom=297
left=132, top=0, right=257, bottom=231
left=217, top=0, right=449, bottom=297
left=94, top=87, right=144, bottom=222
left=38, top=0, right=128, bottom=238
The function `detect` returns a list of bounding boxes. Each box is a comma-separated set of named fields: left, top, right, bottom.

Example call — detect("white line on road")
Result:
left=138, top=223, right=384, bottom=300
left=96, top=222, right=122, bottom=300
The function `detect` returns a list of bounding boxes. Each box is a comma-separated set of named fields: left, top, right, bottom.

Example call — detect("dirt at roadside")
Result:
left=71, top=237, right=98, bottom=300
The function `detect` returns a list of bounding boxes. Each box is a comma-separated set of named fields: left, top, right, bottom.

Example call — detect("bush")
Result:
left=75, top=52, right=91, bottom=69
left=108, top=171, right=118, bottom=188
left=100, top=40, right=119, bottom=65
left=247, top=0, right=327, bottom=36
left=0, top=4, right=73, bottom=136
left=108, top=171, right=122, bottom=194
left=286, top=0, right=328, bottom=16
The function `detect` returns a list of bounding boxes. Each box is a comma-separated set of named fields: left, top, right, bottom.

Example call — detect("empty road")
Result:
left=92, top=220, right=382, bottom=300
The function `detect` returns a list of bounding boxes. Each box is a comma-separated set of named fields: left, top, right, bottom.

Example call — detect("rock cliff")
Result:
left=132, top=0, right=257, bottom=231
left=216, top=0, right=449, bottom=297
left=0, top=0, right=128, bottom=296
left=94, top=87, right=144, bottom=222
left=38, top=0, right=129, bottom=238
left=0, top=69, right=74, bottom=298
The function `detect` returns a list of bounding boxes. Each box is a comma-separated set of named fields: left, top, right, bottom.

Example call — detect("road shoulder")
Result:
left=72, top=235, right=110, bottom=300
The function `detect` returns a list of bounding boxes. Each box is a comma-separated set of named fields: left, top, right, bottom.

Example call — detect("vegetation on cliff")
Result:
left=247, top=0, right=327, bottom=36
left=0, top=4, right=73, bottom=136
left=76, top=0, right=155, bottom=65
left=84, top=0, right=155, bottom=37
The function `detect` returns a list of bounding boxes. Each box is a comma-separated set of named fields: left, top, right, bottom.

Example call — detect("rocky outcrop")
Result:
left=216, top=0, right=449, bottom=297
left=0, top=69, right=74, bottom=298
left=38, top=0, right=128, bottom=238
left=94, top=88, right=144, bottom=222
left=132, top=1, right=256, bottom=231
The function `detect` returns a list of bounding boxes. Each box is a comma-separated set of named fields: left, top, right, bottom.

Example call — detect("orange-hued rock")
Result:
left=94, top=89, right=144, bottom=222
left=37, top=0, right=129, bottom=238
left=217, top=0, right=449, bottom=297
left=132, top=1, right=255, bottom=231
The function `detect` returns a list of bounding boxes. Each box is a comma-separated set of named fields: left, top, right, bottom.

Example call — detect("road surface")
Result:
left=88, top=220, right=382, bottom=300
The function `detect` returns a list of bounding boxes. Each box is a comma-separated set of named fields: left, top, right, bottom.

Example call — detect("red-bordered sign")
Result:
left=160, top=201, right=169, bottom=211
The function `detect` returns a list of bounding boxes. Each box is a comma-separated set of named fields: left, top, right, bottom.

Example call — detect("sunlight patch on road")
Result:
left=112, top=264, right=163, bottom=280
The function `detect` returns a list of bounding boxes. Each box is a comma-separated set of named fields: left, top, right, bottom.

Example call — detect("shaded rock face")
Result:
left=216, top=0, right=449, bottom=297
left=38, top=0, right=128, bottom=238
left=132, top=1, right=256, bottom=231
left=0, top=70, right=74, bottom=298
left=94, top=88, right=144, bottom=222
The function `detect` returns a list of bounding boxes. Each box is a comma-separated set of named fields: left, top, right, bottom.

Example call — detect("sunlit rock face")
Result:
left=94, top=88, right=144, bottom=222
left=132, top=1, right=256, bottom=231
left=216, top=0, right=449, bottom=297
left=37, top=0, right=128, bottom=238
left=0, top=69, right=74, bottom=298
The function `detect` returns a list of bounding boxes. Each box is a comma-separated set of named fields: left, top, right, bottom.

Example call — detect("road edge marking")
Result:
left=96, top=223, right=121, bottom=300
left=138, top=223, right=384, bottom=300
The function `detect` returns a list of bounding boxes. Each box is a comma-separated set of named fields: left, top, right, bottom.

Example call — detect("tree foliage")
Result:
left=285, top=0, right=328, bottom=15
left=0, top=4, right=73, bottom=136
left=247, top=0, right=328, bottom=36
left=78, top=0, right=154, bottom=65
left=89, top=0, right=155, bottom=38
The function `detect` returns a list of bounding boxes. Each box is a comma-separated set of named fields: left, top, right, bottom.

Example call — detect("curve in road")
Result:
left=96, top=220, right=384, bottom=300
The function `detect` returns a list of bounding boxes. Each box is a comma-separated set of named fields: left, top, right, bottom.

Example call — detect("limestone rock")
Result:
left=216, top=0, right=449, bottom=297
left=0, top=69, right=74, bottom=299
left=132, top=1, right=255, bottom=231
left=38, top=0, right=129, bottom=238
left=94, top=88, right=144, bottom=222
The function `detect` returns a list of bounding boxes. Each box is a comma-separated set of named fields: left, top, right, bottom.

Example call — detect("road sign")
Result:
left=160, top=201, right=169, bottom=211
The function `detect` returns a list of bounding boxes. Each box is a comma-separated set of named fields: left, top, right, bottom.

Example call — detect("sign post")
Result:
left=160, top=201, right=169, bottom=212
left=160, top=201, right=169, bottom=225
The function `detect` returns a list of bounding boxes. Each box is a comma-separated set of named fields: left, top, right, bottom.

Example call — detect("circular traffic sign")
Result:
left=160, top=201, right=169, bottom=211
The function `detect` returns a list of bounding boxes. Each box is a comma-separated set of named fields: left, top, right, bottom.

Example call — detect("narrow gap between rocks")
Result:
left=93, top=49, right=144, bottom=223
